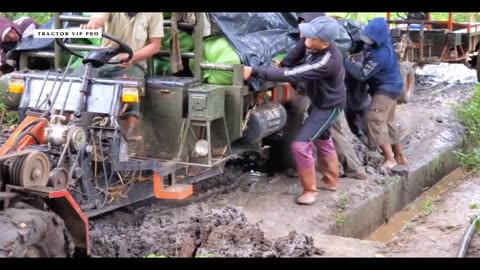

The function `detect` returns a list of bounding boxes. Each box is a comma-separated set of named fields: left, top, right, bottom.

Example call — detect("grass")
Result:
left=0, top=103, right=18, bottom=126
left=337, top=192, right=349, bottom=211
left=335, top=192, right=349, bottom=226
left=456, top=84, right=480, bottom=173
left=469, top=215, right=480, bottom=234
left=336, top=212, right=346, bottom=226
left=421, top=196, right=435, bottom=216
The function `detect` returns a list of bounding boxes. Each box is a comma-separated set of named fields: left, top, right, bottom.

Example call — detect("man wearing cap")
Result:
left=244, top=16, right=346, bottom=205
left=343, top=17, right=408, bottom=169
left=280, top=13, right=368, bottom=181
left=0, top=16, right=39, bottom=75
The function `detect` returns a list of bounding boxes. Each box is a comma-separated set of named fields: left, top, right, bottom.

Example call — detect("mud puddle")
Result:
left=366, top=168, right=466, bottom=243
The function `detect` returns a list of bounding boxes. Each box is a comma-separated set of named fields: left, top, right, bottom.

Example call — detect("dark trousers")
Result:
left=295, top=105, right=341, bottom=142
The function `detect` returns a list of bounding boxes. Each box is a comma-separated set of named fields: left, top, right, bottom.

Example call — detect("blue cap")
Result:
left=299, top=16, right=340, bottom=43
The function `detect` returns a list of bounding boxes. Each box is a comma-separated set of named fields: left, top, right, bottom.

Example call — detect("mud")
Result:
left=90, top=204, right=323, bottom=257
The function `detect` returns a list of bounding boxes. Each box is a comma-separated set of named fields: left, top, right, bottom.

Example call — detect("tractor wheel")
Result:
left=0, top=206, right=74, bottom=257
left=397, top=61, right=416, bottom=104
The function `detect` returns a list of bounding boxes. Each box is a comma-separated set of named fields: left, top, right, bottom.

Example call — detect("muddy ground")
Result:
left=89, top=63, right=479, bottom=257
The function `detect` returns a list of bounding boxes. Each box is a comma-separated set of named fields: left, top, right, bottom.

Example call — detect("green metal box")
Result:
left=143, top=77, right=200, bottom=154
left=188, top=85, right=226, bottom=121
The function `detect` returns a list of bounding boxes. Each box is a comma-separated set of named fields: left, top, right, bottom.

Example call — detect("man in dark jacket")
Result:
left=244, top=16, right=345, bottom=205
left=343, top=17, right=408, bottom=169
left=0, top=16, right=39, bottom=75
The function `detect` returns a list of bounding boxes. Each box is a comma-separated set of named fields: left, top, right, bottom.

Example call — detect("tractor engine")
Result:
left=45, top=123, right=86, bottom=151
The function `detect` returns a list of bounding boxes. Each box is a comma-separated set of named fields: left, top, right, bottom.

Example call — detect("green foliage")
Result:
left=0, top=12, right=52, bottom=25
left=457, top=84, right=480, bottom=172
left=0, top=103, right=18, bottom=126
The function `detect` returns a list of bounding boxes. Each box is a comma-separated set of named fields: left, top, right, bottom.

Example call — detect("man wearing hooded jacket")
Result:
left=343, top=17, right=408, bottom=169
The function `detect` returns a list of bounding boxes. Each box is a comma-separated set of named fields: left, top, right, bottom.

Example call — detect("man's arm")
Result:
left=280, top=38, right=307, bottom=68
left=247, top=52, right=333, bottom=83
left=120, top=13, right=163, bottom=67
left=126, top=38, right=161, bottom=65
left=343, top=54, right=384, bottom=82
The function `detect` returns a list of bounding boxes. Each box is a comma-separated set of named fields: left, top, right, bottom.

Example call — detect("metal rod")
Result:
left=177, top=158, right=226, bottom=168
left=37, top=72, right=61, bottom=110
left=34, top=70, right=51, bottom=108
left=176, top=119, right=191, bottom=161
left=53, top=13, right=62, bottom=69
left=29, top=49, right=193, bottom=59
left=156, top=50, right=195, bottom=58
left=164, top=20, right=195, bottom=29
left=12, top=73, right=142, bottom=87
left=27, top=51, right=55, bottom=58
left=386, top=20, right=437, bottom=25
left=58, top=15, right=195, bottom=30
left=206, top=120, right=212, bottom=167
left=193, top=12, right=204, bottom=81
left=200, top=63, right=234, bottom=71
left=419, top=22, right=425, bottom=62
left=66, top=44, right=100, bottom=51
left=58, top=15, right=90, bottom=22
left=49, top=55, right=75, bottom=112
left=74, top=63, right=93, bottom=118
left=60, top=79, right=74, bottom=116
left=222, top=116, right=232, bottom=155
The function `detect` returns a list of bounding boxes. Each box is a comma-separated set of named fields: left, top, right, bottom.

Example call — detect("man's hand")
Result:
left=243, top=66, right=253, bottom=80
left=272, top=59, right=281, bottom=67
left=80, top=17, right=103, bottom=30
left=119, top=53, right=136, bottom=69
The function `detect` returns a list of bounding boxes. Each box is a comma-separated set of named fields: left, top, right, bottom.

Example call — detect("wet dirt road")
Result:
left=377, top=174, right=480, bottom=257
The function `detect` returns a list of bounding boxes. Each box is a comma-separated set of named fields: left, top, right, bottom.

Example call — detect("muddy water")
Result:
left=365, top=168, right=466, bottom=243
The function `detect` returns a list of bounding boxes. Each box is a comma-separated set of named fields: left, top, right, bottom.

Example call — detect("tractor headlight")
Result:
left=121, top=87, right=139, bottom=103
left=194, top=139, right=209, bottom=157
left=8, top=78, right=25, bottom=94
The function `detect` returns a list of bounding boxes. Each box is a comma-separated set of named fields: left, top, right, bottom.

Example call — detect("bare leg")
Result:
left=392, top=143, right=408, bottom=165
left=380, top=143, right=397, bottom=169
left=123, top=115, right=142, bottom=142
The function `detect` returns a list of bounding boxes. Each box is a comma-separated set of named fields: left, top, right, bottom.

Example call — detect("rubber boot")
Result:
left=296, top=166, right=318, bottom=205
left=317, top=154, right=339, bottom=191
